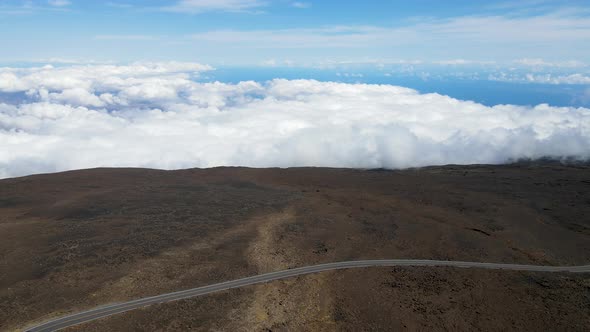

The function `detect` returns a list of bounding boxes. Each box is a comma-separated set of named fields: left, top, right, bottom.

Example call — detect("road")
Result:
left=25, top=259, right=590, bottom=332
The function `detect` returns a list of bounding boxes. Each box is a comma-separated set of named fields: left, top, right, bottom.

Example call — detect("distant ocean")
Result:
left=209, top=67, right=590, bottom=108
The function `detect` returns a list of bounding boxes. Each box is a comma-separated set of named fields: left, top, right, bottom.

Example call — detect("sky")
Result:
left=0, top=0, right=589, bottom=178
left=0, top=0, right=589, bottom=65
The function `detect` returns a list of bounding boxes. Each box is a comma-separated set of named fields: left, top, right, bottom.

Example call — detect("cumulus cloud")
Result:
left=0, top=63, right=589, bottom=178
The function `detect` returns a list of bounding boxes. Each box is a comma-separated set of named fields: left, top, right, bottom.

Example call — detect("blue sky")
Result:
left=1, top=0, right=589, bottom=65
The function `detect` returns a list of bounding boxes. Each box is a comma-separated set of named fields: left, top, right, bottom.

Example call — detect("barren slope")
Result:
left=1, top=163, right=589, bottom=331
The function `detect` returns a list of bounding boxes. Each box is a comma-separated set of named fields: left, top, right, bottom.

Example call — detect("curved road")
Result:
left=25, top=259, right=590, bottom=332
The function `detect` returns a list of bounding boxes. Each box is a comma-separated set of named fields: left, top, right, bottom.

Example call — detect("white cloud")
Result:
left=48, top=0, right=71, bottom=6
left=185, top=13, right=590, bottom=61
left=47, top=87, right=106, bottom=107
left=106, top=2, right=133, bottom=9
left=291, top=2, right=311, bottom=9
left=260, top=58, right=295, bottom=67
left=0, top=63, right=589, bottom=179
left=0, top=62, right=213, bottom=93
left=189, top=26, right=391, bottom=48
left=163, top=0, right=267, bottom=13
left=524, top=74, right=590, bottom=84
left=95, top=35, right=159, bottom=41
left=514, top=58, right=587, bottom=68
left=260, top=58, right=278, bottom=67
left=490, top=72, right=590, bottom=85
left=52, top=11, right=589, bottom=64
left=0, top=0, right=71, bottom=14
left=432, top=59, right=496, bottom=66
left=31, top=58, right=114, bottom=65
left=432, top=59, right=473, bottom=66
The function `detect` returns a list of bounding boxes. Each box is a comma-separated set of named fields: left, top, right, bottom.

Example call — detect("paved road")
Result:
left=25, top=259, right=590, bottom=332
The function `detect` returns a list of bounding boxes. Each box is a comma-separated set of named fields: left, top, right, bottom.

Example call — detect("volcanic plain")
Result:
left=1, top=162, right=589, bottom=331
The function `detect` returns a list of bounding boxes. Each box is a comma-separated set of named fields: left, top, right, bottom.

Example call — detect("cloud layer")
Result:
left=1, top=63, right=589, bottom=178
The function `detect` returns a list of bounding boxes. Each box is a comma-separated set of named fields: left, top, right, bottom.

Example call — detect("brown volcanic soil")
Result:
left=1, top=163, right=589, bottom=331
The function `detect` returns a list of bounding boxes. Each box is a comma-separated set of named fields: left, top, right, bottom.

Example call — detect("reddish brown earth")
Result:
left=1, top=162, right=589, bottom=331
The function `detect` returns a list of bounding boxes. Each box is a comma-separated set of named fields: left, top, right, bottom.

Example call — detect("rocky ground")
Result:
left=1, top=162, right=589, bottom=331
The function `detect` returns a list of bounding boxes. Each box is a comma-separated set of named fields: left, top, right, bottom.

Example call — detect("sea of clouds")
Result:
left=0, top=62, right=589, bottom=178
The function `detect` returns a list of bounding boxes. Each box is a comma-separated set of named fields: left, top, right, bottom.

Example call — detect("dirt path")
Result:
left=230, top=208, right=337, bottom=331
